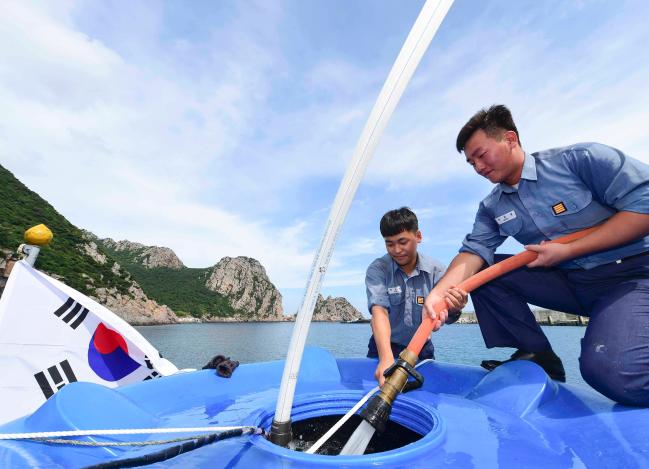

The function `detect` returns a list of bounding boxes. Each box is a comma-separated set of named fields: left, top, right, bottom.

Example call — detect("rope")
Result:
left=0, top=425, right=259, bottom=441
left=305, top=359, right=433, bottom=454
left=29, top=432, right=253, bottom=447
left=0, top=426, right=263, bottom=467
left=82, top=428, right=252, bottom=469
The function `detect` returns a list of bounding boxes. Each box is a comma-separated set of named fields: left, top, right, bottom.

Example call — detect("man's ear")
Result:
left=503, top=130, right=519, bottom=147
left=416, top=230, right=422, bottom=243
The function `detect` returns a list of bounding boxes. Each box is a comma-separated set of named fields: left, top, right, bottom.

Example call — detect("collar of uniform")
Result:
left=416, top=254, right=435, bottom=273
left=390, top=254, right=429, bottom=276
left=497, top=152, right=537, bottom=195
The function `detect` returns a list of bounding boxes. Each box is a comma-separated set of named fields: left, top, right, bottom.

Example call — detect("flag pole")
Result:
left=20, top=224, right=53, bottom=266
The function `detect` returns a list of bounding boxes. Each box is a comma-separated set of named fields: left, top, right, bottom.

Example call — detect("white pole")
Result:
left=22, top=245, right=41, bottom=266
left=269, top=0, right=455, bottom=445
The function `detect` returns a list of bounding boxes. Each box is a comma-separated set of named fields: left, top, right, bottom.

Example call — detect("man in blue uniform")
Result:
left=366, top=207, right=467, bottom=385
left=423, top=104, right=649, bottom=405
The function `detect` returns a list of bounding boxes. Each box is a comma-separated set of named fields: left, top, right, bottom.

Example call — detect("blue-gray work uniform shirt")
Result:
left=366, top=253, right=446, bottom=347
left=460, top=143, right=649, bottom=269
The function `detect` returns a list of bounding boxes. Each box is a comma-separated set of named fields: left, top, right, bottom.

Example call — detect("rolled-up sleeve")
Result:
left=568, top=143, right=649, bottom=214
left=459, top=201, right=507, bottom=265
left=365, top=260, right=389, bottom=314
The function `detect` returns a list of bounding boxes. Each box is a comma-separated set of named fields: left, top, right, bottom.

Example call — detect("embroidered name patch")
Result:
left=552, top=202, right=567, bottom=215
left=387, top=286, right=402, bottom=294
left=416, top=296, right=424, bottom=305
left=495, top=210, right=517, bottom=225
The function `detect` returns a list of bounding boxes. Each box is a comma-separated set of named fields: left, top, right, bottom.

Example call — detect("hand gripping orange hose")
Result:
left=406, top=226, right=598, bottom=356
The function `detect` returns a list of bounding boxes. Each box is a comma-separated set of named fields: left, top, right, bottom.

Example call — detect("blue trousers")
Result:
left=471, top=253, right=649, bottom=406
left=367, top=336, right=435, bottom=360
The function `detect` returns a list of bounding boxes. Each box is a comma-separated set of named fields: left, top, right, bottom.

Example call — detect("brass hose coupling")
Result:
left=360, top=348, right=424, bottom=434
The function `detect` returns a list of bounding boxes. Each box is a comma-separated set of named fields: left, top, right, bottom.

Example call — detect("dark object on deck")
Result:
left=481, top=349, right=566, bottom=382
left=202, top=355, right=240, bottom=378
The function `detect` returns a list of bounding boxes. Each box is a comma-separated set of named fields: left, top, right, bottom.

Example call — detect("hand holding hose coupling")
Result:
left=375, top=356, right=394, bottom=387
left=360, top=348, right=420, bottom=434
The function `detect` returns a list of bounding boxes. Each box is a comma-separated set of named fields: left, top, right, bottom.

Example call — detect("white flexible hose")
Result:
left=305, top=386, right=379, bottom=454
left=305, top=359, right=434, bottom=454
left=272, top=0, right=456, bottom=430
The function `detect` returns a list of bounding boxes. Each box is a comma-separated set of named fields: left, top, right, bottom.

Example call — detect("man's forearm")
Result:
left=370, top=306, right=393, bottom=361
left=432, top=252, right=485, bottom=295
left=423, top=252, right=483, bottom=329
left=527, top=211, right=649, bottom=267
left=567, top=211, right=649, bottom=258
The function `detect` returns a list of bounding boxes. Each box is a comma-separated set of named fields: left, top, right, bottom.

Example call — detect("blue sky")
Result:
left=1, top=0, right=649, bottom=316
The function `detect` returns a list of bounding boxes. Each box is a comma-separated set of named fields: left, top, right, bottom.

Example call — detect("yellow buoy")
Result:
left=24, top=224, right=53, bottom=246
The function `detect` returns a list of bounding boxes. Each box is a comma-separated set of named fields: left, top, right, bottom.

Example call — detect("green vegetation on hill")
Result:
left=100, top=244, right=236, bottom=318
left=0, top=165, right=130, bottom=295
left=0, top=163, right=237, bottom=318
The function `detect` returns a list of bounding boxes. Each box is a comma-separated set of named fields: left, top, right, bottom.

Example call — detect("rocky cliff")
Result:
left=2, top=163, right=363, bottom=325
left=92, top=283, right=178, bottom=325
left=205, top=256, right=285, bottom=321
left=0, top=164, right=179, bottom=324
left=101, top=239, right=184, bottom=269
left=312, top=294, right=364, bottom=322
left=81, top=239, right=178, bottom=325
left=98, top=237, right=287, bottom=321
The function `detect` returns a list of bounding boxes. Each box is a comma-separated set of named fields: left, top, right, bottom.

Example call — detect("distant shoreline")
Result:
left=137, top=310, right=588, bottom=327
left=456, top=310, right=588, bottom=327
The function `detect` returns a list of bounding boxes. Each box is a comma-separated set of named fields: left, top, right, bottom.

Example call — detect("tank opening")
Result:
left=287, top=414, right=422, bottom=455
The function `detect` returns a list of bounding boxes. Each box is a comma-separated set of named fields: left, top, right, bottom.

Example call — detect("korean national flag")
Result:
left=0, top=261, right=178, bottom=424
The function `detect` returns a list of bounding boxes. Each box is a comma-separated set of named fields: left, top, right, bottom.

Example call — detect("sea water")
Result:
left=135, top=322, right=589, bottom=388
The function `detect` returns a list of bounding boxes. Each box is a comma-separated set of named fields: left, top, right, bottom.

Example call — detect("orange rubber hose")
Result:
left=406, top=226, right=599, bottom=355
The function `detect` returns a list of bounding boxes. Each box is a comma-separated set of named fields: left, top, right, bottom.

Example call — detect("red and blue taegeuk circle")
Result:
left=87, top=323, right=141, bottom=381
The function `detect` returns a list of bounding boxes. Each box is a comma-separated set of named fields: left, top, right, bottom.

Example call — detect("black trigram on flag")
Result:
left=34, top=359, right=78, bottom=399
left=52, top=297, right=89, bottom=329
left=143, top=355, right=160, bottom=381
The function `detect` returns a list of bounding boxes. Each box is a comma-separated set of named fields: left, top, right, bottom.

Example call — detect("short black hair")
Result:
left=380, top=207, right=418, bottom=237
left=456, top=104, right=520, bottom=153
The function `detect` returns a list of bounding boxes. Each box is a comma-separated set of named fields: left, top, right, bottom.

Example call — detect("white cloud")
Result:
left=0, top=1, right=320, bottom=289
left=305, top=59, right=381, bottom=97
left=0, top=2, right=124, bottom=105
left=360, top=2, right=649, bottom=188
left=2, top=0, right=649, bottom=302
left=95, top=188, right=315, bottom=288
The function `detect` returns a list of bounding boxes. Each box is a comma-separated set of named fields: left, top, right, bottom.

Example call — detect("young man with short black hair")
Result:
left=366, top=207, right=467, bottom=385
left=424, top=104, right=649, bottom=405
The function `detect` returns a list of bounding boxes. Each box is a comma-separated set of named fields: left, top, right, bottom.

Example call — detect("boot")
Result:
left=481, top=349, right=566, bottom=382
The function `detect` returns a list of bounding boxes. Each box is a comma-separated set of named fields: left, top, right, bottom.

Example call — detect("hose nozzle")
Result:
left=360, top=348, right=422, bottom=433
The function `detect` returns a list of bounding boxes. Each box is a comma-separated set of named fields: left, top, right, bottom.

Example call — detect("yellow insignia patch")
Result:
left=552, top=202, right=567, bottom=215
left=416, top=296, right=424, bottom=305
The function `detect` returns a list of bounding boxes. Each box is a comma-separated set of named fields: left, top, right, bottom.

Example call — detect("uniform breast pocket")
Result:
left=388, top=292, right=405, bottom=306
left=497, top=212, right=523, bottom=236
left=551, top=189, right=592, bottom=216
